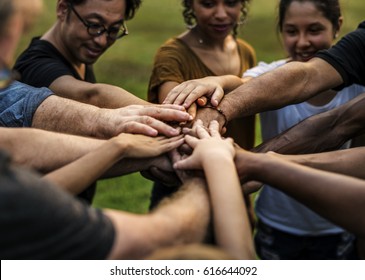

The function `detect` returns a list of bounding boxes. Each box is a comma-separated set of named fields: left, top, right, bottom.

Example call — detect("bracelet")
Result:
left=202, top=105, right=228, bottom=127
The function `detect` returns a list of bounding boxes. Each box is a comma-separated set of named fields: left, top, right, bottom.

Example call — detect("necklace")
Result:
left=189, top=27, right=237, bottom=75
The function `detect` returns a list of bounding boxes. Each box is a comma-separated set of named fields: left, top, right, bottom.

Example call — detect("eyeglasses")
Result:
left=69, top=3, right=128, bottom=40
left=0, top=60, right=19, bottom=90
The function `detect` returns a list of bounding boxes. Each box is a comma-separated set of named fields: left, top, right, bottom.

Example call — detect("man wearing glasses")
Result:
left=14, top=0, right=147, bottom=108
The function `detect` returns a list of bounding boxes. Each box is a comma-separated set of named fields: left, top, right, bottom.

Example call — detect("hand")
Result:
left=140, top=154, right=181, bottom=186
left=104, top=104, right=193, bottom=137
left=113, top=133, right=184, bottom=158
left=174, top=120, right=235, bottom=170
left=162, top=77, right=225, bottom=109
left=241, top=181, right=263, bottom=195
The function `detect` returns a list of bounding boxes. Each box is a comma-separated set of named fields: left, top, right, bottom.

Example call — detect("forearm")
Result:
left=215, top=75, right=244, bottom=93
left=90, top=83, right=149, bottom=108
left=203, top=155, right=255, bottom=259
left=274, top=147, right=365, bottom=180
left=32, top=95, right=105, bottom=137
left=246, top=152, right=365, bottom=238
left=221, top=59, right=341, bottom=120
left=0, top=127, right=103, bottom=173
left=43, top=138, right=127, bottom=194
left=106, top=177, right=210, bottom=259
left=253, top=92, right=365, bottom=154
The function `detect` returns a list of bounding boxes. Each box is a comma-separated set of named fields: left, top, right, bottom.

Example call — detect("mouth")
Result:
left=296, top=52, right=316, bottom=62
left=85, top=46, right=104, bottom=58
left=211, top=24, right=232, bottom=33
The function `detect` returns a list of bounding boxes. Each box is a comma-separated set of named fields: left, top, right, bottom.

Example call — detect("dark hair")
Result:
left=181, top=0, right=250, bottom=37
left=0, top=0, right=14, bottom=36
left=277, top=0, right=341, bottom=32
left=66, top=0, right=142, bottom=20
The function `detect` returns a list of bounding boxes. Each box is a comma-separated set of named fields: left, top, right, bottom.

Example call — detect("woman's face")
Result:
left=281, top=1, right=340, bottom=62
left=192, top=0, right=242, bottom=40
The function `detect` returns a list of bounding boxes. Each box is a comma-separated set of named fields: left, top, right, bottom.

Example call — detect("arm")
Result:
left=0, top=127, right=103, bottom=173
left=49, top=76, right=149, bottom=108
left=272, top=147, right=365, bottom=180
left=32, top=95, right=192, bottom=138
left=105, top=177, right=210, bottom=259
left=44, top=133, right=184, bottom=195
left=174, top=120, right=255, bottom=259
left=252, top=92, right=365, bottom=154
left=216, top=59, right=343, bottom=124
left=235, top=149, right=365, bottom=238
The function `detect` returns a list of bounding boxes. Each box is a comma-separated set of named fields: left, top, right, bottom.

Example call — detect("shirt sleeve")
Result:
left=0, top=81, right=53, bottom=127
left=315, top=21, right=365, bottom=88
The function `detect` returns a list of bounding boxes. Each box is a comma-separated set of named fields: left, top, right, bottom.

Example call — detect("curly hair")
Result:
left=181, top=0, right=250, bottom=36
left=66, top=0, right=142, bottom=20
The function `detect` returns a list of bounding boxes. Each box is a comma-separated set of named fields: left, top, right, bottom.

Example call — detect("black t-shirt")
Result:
left=14, top=37, right=97, bottom=204
left=14, top=37, right=96, bottom=87
left=316, top=21, right=365, bottom=89
left=0, top=151, right=115, bottom=259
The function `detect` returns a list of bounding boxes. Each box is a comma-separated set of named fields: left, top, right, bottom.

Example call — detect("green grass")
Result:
left=17, top=0, right=365, bottom=213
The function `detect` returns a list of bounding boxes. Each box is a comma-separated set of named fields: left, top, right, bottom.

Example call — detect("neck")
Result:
left=190, top=26, right=228, bottom=51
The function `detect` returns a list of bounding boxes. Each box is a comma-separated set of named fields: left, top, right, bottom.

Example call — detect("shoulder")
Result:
left=236, top=38, right=256, bottom=55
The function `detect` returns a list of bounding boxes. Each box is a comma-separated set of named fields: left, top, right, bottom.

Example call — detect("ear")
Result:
left=57, top=0, right=69, bottom=20
left=334, top=16, right=344, bottom=39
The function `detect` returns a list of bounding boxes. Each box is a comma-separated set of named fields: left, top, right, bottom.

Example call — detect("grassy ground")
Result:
left=17, top=0, right=364, bottom=213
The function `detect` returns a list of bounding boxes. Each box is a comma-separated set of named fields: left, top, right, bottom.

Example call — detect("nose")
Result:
left=214, top=4, right=229, bottom=20
left=296, top=32, right=311, bottom=48
left=92, top=32, right=109, bottom=48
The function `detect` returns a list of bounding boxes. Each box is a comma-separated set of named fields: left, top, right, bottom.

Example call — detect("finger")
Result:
left=184, top=86, right=210, bottom=108
left=197, top=96, right=208, bottom=107
left=210, top=87, right=225, bottom=107
left=121, top=121, right=158, bottom=136
left=163, top=84, right=188, bottom=104
left=124, top=117, right=180, bottom=137
left=155, top=104, right=187, bottom=111
left=208, top=120, right=221, bottom=138
left=141, top=107, right=193, bottom=123
left=169, top=149, right=181, bottom=165
left=187, top=103, right=197, bottom=120
left=173, top=84, right=196, bottom=106
left=195, top=123, right=210, bottom=139
left=160, top=136, right=185, bottom=152
left=173, top=156, right=195, bottom=170
left=184, top=134, right=199, bottom=148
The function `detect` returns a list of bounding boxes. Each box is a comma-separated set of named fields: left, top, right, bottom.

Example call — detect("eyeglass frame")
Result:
left=68, top=3, right=128, bottom=40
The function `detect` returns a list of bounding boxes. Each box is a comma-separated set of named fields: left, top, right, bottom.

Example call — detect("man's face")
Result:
left=58, top=0, right=127, bottom=65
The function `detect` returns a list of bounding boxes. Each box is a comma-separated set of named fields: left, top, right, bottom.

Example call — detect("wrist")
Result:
left=201, top=105, right=228, bottom=127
